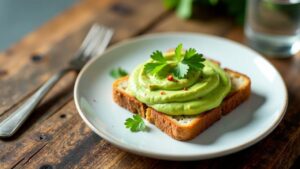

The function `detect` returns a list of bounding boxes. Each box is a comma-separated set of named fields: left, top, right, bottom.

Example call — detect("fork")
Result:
left=0, top=24, right=113, bottom=137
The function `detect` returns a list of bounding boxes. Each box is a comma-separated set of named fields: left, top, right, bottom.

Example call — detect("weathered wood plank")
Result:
left=19, top=103, right=97, bottom=168
left=150, top=13, right=233, bottom=36
left=0, top=101, right=75, bottom=169
left=0, top=0, right=168, bottom=126
left=0, top=0, right=169, bottom=117
left=0, top=30, right=82, bottom=167
left=0, top=0, right=114, bottom=116
left=15, top=101, right=158, bottom=169
left=0, top=0, right=112, bottom=73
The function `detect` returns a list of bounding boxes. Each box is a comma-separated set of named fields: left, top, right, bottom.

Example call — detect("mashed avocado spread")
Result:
left=127, top=46, right=231, bottom=116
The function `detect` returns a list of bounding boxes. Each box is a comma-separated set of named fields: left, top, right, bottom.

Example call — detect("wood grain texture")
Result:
left=0, top=0, right=299, bottom=168
left=150, top=13, right=233, bottom=36
left=0, top=0, right=113, bottom=116
left=0, top=0, right=168, bottom=117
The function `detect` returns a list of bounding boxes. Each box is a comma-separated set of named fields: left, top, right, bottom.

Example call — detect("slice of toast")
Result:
left=113, top=69, right=251, bottom=141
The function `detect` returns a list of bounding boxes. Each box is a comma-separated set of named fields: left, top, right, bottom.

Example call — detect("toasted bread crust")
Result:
left=113, top=77, right=147, bottom=118
left=221, top=69, right=251, bottom=115
left=146, top=107, right=222, bottom=140
left=112, top=69, right=251, bottom=141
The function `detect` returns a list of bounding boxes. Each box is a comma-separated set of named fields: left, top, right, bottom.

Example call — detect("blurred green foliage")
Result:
left=163, top=0, right=246, bottom=24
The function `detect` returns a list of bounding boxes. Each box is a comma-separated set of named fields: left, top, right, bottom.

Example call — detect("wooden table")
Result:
left=0, top=0, right=299, bottom=168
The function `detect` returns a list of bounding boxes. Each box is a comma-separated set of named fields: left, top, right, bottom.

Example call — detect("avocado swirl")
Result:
left=127, top=51, right=231, bottom=115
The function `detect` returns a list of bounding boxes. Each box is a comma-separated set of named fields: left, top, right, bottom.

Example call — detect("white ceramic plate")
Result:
left=74, top=33, right=287, bottom=161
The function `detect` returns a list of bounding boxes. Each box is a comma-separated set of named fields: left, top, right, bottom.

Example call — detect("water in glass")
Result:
left=245, top=0, right=300, bottom=57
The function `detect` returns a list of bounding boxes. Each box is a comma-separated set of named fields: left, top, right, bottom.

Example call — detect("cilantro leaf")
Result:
left=182, top=53, right=205, bottom=70
left=143, top=44, right=205, bottom=79
left=144, top=62, right=167, bottom=75
left=125, top=114, right=146, bottom=132
left=151, top=51, right=166, bottom=63
left=110, top=67, right=128, bottom=79
left=144, top=50, right=168, bottom=75
left=173, top=62, right=189, bottom=79
left=175, top=43, right=183, bottom=62
left=185, top=48, right=197, bottom=58
left=144, top=62, right=161, bottom=73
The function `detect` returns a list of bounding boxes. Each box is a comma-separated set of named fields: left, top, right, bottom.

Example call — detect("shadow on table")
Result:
left=189, top=92, right=266, bottom=145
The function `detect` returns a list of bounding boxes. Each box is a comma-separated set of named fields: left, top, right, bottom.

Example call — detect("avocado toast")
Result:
left=112, top=45, right=251, bottom=141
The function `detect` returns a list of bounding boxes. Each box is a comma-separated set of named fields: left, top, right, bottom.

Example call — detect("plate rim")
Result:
left=74, top=32, right=288, bottom=160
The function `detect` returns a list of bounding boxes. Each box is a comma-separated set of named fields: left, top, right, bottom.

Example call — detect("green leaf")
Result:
left=176, top=0, right=193, bottom=19
left=163, top=0, right=179, bottom=9
left=144, top=50, right=168, bottom=75
left=151, top=50, right=166, bottom=63
left=144, top=44, right=205, bottom=79
left=144, top=62, right=167, bottom=75
left=209, top=0, right=219, bottom=6
left=152, top=64, right=168, bottom=75
left=173, top=62, right=189, bottom=79
left=185, top=48, right=197, bottom=58
left=133, top=114, right=143, bottom=121
left=125, top=114, right=146, bottom=132
left=110, top=67, right=128, bottom=79
left=144, top=62, right=161, bottom=73
left=175, top=43, right=183, bottom=62
left=182, top=53, right=205, bottom=70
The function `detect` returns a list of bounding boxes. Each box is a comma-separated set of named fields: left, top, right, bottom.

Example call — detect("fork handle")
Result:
left=0, top=68, right=72, bottom=137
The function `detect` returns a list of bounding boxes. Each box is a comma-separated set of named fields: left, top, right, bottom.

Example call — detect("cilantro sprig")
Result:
left=144, top=50, right=168, bottom=75
left=144, top=44, right=205, bottom=79
left=110, top=67, right=128, bottom=79
left=125, top=114, right=147, bottom=132
left=182, top=48, right=205, bottom=71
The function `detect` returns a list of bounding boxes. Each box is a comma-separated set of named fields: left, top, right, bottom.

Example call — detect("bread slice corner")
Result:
left=112, top=69, right=251, bottom=141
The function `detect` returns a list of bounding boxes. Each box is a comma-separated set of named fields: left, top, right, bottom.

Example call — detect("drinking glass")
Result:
left=245, top=0, right=300, bottom=57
